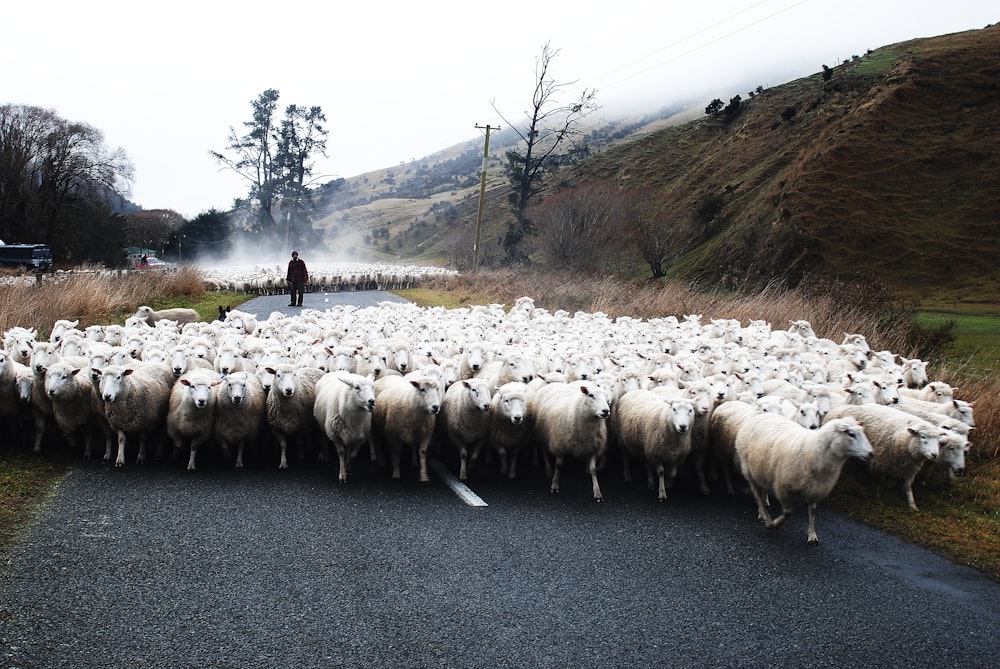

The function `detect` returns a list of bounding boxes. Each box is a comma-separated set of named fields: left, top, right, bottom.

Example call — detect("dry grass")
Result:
left=0, top=267, right=205, bottom=338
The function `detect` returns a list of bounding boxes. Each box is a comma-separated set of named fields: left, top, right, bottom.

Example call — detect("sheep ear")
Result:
left=462, top=380, right=471, bottom=389
left=578, top=385, right=590, bottom=395
left=339, top=377, right=354, bottom=387
left=409, top=380, right=422, bottom=390
left=71, top=368, right=82, bottom=376
left=123, top=368, right=134, bottom=376
left=180, top=379, right=191, bottom=387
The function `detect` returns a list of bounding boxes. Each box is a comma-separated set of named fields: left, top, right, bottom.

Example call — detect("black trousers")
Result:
left=288, top=281, right=305, bottom=305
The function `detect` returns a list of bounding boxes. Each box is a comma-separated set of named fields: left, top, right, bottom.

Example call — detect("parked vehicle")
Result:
left=0, top=243, right=53, bottom=271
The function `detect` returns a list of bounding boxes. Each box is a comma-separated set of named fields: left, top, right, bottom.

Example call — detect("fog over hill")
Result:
left=308, top=25, right=999, bottom=300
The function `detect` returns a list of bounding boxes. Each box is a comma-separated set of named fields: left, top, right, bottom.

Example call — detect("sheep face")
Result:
left=340, top=375, right=376, bottom=412
left=909, top=425, right=940, bottom=461
left=30, top=342, right=59, bottom=375
left=273, top=369, right=299, bottom=398
left=221, top=374, right=249, bottom=406
left=668, top=399, right=695, bottom=434
left=179, top=376, right=220, bottom=409
left=496, top=390, right=526, bottom=425
left=463, top=345, right=487, bottom=374
left=44, top=364, right=82, bottom=399
left=409, top=378, right=442, bottom=415
left=835, top=418, right=875, bottom=462
left=578, top=384, right=611, bottom=419
left=794, top=402, right=822, bottom=430
left=98, top=367, right=134, bottom=403
left=463, top=379, right=492, bottom=412
left=15, top=371, right=33, bottom=402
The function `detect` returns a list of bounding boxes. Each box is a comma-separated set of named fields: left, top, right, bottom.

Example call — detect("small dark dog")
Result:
left=217, top=305, right=231, bottom=322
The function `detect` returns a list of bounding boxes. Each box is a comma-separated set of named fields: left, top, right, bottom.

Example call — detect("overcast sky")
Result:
left=4, top=1, right=995, bottom=218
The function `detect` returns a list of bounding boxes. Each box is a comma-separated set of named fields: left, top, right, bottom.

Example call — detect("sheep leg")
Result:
left=806, top=502, right=821, bottom=545
left=903, top=476, right=920, bottom=512
left=694, top=451, right=711, bottom=496
left=655, top=463, right=668, bottom=501
left=770, top=493, right=793, bottom=529
left=275, top=432, right=289, bottom=470
left=458, top=446, right=469, bottom=481
left=417, top=439, right=431, bottom=483
left=621, top=447, right=632, bottom=483
left=746, top=480, right=775, bottom=527
left=508, top=451, right=520, bottom=480
left=235, top=440, right=245, bottom=469
left=390, top=441, right=402, bottom=479
left=31, top=410, right=46, bottom=453
left=336, top=444, right=349, bottom=483
left=589, top=455, right=604, bottom=502
left=497, top=448, right=509, bottom=477
left=644, top=463, right=656, bottom=492
left=550, top=456, right=563, bottom=493
left=115, top=430, right=128, bottom=467
left=187, top=440, right=198, bottom=472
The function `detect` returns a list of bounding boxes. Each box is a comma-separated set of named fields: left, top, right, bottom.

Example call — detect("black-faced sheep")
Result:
left=313, top=371, right=376, bottom=482
left=735, top=413, right=874, bottom=544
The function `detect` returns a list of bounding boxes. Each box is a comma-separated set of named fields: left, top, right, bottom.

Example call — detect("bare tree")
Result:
left=528, top=182, right=624, bottom=271
left=619, top=189, right=698, bottom=278
left=492, top=42, right=599, bottom=265
left=123, top=209, right=185, bottom=254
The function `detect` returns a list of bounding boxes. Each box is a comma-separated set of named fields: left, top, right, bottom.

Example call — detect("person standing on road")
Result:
left=286, top=251, right=308, bottom=306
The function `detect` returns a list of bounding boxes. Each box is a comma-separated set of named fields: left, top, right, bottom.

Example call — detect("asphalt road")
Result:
left=2, top=292, right=999, bottom=668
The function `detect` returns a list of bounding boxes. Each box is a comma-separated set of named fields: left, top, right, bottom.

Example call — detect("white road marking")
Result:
left=429, top=459, right=489, bottom=507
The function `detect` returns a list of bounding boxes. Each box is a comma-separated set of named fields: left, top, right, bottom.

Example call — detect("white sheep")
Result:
left=214, top=371, right=266, bottom=469
left=135, top=305, right=201, bottom=327
left=439, top=378, right=493, bottom=481
left=824, top=404, right=941, bottom=511
left=167, top=368, right=222, bottom=471
left=489, top=381, right=530, bottom=479
left=372, top=373, right=442, bottom=482
left=265, top=364, right=326, bottom=469
left=612, top=389, right=694, bottom=501
left=313, top=371, right=376, bottom=482
left=43, top=361, right=98, bottom=457
left=95, top=363, right=172, bottom=467
left=895, top=396, right=975, bottom=429
left=898, top=380, right=954, bottom=404
left=708, top=399, right=762, bottom=496
left=0, top=349, right=30, bottom=429
left=735, top=412, right=874, bottom=544
left=530, top=381, right=611, bottom=502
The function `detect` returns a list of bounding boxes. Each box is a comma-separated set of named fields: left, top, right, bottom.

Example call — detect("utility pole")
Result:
left=473, top=123, right=499, bottom=274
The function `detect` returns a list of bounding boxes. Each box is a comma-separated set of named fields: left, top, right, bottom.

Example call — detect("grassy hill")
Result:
left=313, top=25, right=1000, bottom=300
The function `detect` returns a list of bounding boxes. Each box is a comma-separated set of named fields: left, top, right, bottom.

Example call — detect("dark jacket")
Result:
left=286, top=258, right=308, bottom=283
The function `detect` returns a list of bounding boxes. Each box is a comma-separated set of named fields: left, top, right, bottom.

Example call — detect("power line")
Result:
left=592, top=0, right=812, bottom=91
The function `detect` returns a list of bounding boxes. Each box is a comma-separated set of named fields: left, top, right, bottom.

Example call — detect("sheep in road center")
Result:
left=439, top=378, right=493, bottom=481
left=313, top=371, right=376, bottom=482
left=373, top=373, right=442, bottom=482
left=612, top=389, right=695, bottom=501
left=167, top=368, right=222, bottom=472
left=214, top=371, right=266, bottom=469
left=265, top=364, right=326, bottom=469
left=530, top=381, right=612, bottom=502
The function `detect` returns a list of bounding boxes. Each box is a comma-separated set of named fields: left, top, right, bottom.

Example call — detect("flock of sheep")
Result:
left=0, top=295, right=976, bottom=544
left=198, top=261, right=458, bottom=295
